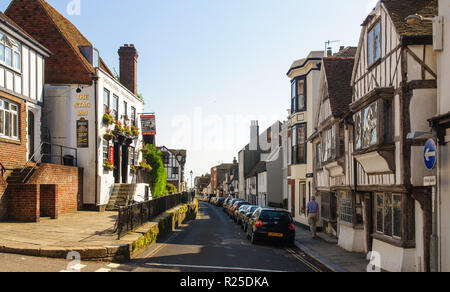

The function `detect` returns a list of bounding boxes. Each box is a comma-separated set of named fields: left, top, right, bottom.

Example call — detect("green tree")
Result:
left=142, top=144, right=168, bottom=198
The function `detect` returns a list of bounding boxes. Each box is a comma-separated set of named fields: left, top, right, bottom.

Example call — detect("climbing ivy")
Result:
left=142, top=144, right=168, bottom=198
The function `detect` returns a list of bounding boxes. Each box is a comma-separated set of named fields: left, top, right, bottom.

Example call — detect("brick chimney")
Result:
left=118, top=44, right=139, bottom=95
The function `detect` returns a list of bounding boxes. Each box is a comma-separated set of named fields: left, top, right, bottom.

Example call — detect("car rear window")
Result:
left=247, top=206, right=258, bottom=213
left=260, top=211, right=293, bottom=223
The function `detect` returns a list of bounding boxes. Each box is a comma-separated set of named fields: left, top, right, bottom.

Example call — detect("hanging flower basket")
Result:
left=103, top=132, right=114, bottom=141
left=102, top=112, right=115, bottom=126
left=103, top=161, right=115, bottom=171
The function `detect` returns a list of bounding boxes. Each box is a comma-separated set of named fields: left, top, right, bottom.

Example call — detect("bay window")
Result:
left=292, top=123, right=307, bottom=164
left=354, top=98, right=393, bottom=151
left=0, top=98, right=19, bottom=140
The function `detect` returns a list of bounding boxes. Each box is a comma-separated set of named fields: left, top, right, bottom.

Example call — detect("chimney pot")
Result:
left=340, top=46, right=345, bottom=51
left=327, top=49, right=333, bottom=57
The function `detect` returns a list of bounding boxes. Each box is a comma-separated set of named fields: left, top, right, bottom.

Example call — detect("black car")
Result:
left=216, top=198, right=226, bottom=207
left=247, top=208, right=295, bottom=246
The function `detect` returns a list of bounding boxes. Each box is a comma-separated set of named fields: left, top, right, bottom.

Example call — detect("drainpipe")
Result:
left=92, top=75, right=99, bottom=207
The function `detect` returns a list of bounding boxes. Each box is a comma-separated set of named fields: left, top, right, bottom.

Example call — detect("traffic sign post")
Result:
left=424, top=138, right=439, bottom=272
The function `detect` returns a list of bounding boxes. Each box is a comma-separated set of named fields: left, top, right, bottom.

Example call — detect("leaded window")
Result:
left=368, top=21, right=381, bottom=66
left=355, top=102, right=378, bottom=150
left=375, top=193, right=402, bottom=238
left=339, top=191, right=353, bottom=224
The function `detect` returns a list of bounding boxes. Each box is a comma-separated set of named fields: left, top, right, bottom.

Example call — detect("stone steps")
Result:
left=105, top=184, right=134, bottom=211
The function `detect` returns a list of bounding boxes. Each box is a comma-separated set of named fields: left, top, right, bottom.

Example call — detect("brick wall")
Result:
left=40, top=184, right=58, bottom=219
left=7, top=184, right=40, bottom=222
left=0, top=177, right=7, bottom=220
left=0, top=92, right=28, bottom=171
left=27, top=164, right=83, bottom=214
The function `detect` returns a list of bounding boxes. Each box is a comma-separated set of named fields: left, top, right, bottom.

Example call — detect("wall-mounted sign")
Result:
left=76, top=118, right=89, bottom=148
left=75, top=94, right=90, bottom=117
left=109, top=146, right=114, bottom=164
left=424, top=139, right=437, bottom=170
left=141, top=114, right=156, bottom=135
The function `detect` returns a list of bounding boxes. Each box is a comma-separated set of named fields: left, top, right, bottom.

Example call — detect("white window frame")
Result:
left=0, top=98, right=20, bottom=140
left=0, top=32, right=22, bottom=72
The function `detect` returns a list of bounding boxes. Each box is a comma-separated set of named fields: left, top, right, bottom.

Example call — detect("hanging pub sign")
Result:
left=141, top=114, right=156, bottom=135
left=76, top=118, right=89, bottom=148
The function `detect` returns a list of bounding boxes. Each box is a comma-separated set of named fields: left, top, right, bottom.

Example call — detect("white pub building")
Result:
left=5, top=0, right=147, bottom=211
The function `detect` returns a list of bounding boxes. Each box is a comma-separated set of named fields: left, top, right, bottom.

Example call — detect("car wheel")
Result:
left=251, top=232, right=257, bottom=245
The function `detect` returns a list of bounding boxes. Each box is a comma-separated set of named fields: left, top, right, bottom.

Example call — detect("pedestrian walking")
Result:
left=306, top=196, right=319, bottom=238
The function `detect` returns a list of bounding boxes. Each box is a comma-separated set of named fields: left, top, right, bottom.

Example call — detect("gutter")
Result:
left=92, top=74, right=99, bottom=207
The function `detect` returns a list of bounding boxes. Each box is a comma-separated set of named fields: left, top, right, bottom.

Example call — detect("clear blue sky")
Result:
left=1, top=0, right=377, bottom=183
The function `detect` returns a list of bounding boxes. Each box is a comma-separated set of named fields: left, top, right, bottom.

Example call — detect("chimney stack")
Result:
left=118, top=44, right=139, bottom=95
left=327, top=48, right=333, bottom=57
left=250, top=120, right=260, bottom=151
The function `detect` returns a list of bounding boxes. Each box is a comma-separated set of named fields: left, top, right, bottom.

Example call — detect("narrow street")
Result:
left=0, top=201, right=328, bottom=273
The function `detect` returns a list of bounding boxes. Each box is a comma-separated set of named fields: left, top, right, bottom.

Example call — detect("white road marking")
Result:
left=145, top=262, right=290, bottom=273
left=95, top=268, right=111, bottom=273
left=145, top=232, right=180, bottom=258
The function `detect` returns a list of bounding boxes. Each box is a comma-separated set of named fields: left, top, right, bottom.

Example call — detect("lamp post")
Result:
left=176, top=152, right=183, bottom=192
left=190, top=170, right=193, bottom=191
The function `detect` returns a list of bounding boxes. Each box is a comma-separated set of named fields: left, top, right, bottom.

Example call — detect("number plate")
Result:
left=268, top=232, right=283, bottom=238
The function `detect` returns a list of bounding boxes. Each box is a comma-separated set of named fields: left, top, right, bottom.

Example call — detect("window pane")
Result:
left=363, top=103, right=377, bottom=148
left=0, top=44, right=4, bottom=62
left=355, top=112, right=362, bottom=149
left=368, top=29, right=374, bottom=65
left=112, top=95, right=119, bottom=120
left=297, top=80, right=305, bottom=110
left=384, top=193, right=393, bottom=237
left=5, top=47, right=12, bottom=67
left=12, top=113, right=17, bottom=137
left=291, top=82, right=296, bottom=112
left=376, top=193, right=383, bottom=233
left=393, top=194, right=402, bottom=238
left=14, top=51, right=21, bottom=70
left=374, top=23, right=381, bottom=61
left=0, top=109, right=4, bottom=135
left=4, top=111, right=10, bottom=137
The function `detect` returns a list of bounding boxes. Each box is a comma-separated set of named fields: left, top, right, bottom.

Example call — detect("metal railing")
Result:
left=0, top=162, right=6, bottom=178
left=116, top=192, right=194, bottom=239
left=20, top=142, right=78, bottom=183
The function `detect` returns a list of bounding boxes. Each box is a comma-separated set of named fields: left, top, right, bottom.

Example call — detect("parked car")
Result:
left=239, top=205, right=259, bottom=229
left=223, top=198, right=233, bottom=211
left=208, top=195, right=216, bottom=203
left=246, top=208, right=295, bottom=246
left=232, top=202, right=250, bottom=222
left=216, top=197, right=226, bottom=207
left=227, top=199, right=244, bottom=216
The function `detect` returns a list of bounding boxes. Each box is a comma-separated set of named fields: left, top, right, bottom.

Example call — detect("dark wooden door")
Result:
left=114, top=143, right=120, bottom=184
left=364, top=193, right=373, bottom=252
left=28, top=111, right=35, bottom=161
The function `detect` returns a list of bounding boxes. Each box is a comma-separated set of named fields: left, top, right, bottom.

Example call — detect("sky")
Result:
left=1, top=0, right=378, bottom=185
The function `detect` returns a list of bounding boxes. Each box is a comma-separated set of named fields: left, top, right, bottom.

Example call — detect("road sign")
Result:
left=424, top=139, right=437, bottom=170
left=424, top=176, right=437, bottom=186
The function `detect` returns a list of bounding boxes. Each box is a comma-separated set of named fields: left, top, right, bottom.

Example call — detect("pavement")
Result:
left=294, top=224, right=369, bottom=272
left=0, top=211, right=135, bottom=260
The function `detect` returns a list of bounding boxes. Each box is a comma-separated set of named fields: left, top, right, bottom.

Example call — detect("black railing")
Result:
left=0, top=162, right=6, bottom=178
left=116, top=192, right=194, bottom=239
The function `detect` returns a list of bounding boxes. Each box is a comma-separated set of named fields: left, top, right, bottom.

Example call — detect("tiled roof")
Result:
left=334, top=47, right=357, bottom=57
left=381, top=0, right=438, bottom=37
left=322, top=57, right=355, bottom=118
left=0, top=11, right=50, bottom=55
left=5, top=0, right=115, bottom=84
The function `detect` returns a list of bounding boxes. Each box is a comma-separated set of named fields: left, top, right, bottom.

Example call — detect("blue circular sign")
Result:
left=424, top=139, right=437, bottom=170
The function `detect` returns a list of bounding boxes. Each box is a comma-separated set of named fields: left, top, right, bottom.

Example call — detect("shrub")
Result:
left=142, top=144, right=168, bottom=198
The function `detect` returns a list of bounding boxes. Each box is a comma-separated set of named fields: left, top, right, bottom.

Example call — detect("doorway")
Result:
left=364, top=193, right=373, bottom=252
left=28, top=111, right=35, bottom=161
left=114, top=142, right=120, bottom=184
left=121, top=145, right=129, bottom=184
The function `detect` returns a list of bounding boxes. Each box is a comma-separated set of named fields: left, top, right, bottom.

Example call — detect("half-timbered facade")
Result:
left=311, top=55, right=356, bottom=245
left=159, top=147, right=186, bottom=192
left=348, top=0, right=438, bottom=272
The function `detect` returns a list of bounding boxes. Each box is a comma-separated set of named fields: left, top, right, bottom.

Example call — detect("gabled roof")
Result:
left=5, top=0, right=115, bottom=84
left=0, top=11, right=50, bottom=55
left=381, top=0, right=438, bottom=38
left=322, top=57, right=355, bottom=118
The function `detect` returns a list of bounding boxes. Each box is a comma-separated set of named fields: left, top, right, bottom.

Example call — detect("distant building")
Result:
left=158, top=146, right=186, bottom=192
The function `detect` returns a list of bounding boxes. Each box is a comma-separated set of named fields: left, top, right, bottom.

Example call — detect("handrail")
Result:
left=0, top=162, right=6, bottom=178
left=20, top=142, right=44, bottom=174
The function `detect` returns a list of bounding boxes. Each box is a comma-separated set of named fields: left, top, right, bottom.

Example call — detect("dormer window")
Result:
left=0, top=33, right=22, bottom=71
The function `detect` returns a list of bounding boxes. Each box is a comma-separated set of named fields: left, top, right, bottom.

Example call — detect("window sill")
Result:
left=0, top=62, right=22, bottom=75
left=0, top=137, right=21, bottom=145
left=371, top=233, right=415, bottom=249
